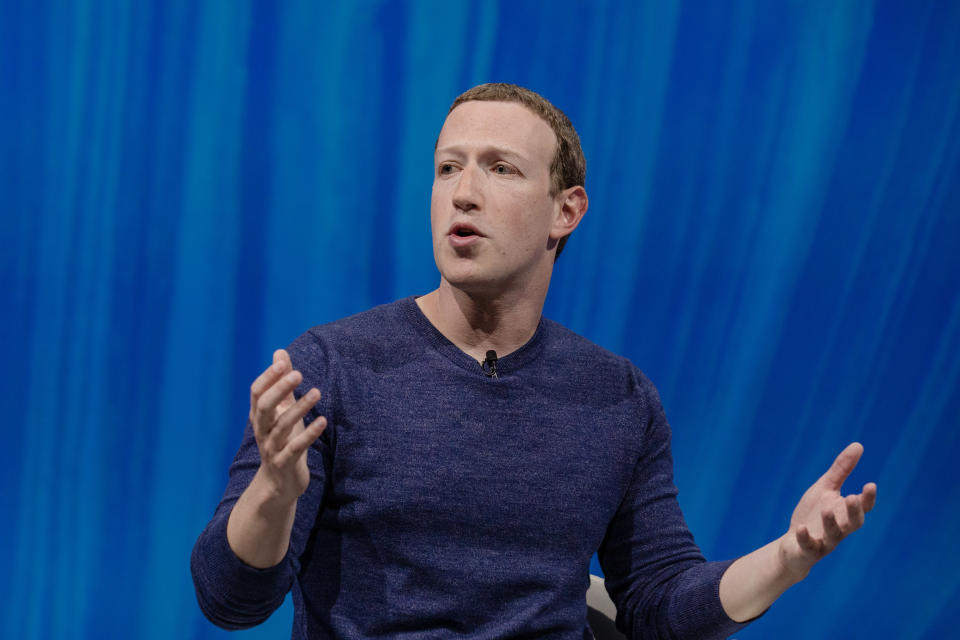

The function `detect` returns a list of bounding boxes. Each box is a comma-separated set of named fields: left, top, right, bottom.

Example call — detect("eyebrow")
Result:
left=434, top=144, right=528, bottom=164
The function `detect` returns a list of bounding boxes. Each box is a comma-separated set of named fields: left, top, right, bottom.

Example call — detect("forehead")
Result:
left=437, top=101, right=557, bottom=166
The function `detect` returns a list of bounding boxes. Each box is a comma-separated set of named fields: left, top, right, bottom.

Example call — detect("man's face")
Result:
left=431, top=100, right=562, bottom=295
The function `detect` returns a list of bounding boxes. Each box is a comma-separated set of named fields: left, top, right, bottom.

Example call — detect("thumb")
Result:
left=818, top=442, right=864, bottom=491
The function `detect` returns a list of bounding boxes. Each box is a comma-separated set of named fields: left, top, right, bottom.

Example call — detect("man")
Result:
left=191, top=84, right=876, bottom=638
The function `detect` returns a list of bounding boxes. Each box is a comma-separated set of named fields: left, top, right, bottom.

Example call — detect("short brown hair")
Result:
left=447, top=83, right=585, bottom=258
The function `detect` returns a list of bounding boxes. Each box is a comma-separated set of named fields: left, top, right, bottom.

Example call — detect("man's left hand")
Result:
left=778, top=442, right=877, bottom=581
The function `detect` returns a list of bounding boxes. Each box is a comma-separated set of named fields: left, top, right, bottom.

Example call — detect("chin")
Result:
left=438, top=262, right=502, bottom=295
left=442, top=272, right=496, bottom=294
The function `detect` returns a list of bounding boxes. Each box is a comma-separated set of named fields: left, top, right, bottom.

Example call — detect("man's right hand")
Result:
left=249, top=349, right=327, bottom=503
left=227, top=349, right=326, bottom=568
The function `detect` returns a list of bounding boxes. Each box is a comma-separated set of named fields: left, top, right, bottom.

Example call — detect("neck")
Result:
left=416, top=277, right=550, bottom=363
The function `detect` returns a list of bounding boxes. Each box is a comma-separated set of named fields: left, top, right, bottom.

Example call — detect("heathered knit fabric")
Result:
left=191, top=297, right=753, bottom=639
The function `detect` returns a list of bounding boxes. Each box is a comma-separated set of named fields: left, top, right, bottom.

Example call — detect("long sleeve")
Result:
left=191, top=299, right=764, bottom=637
left=597, top=372, right=753, bottom=640
left=190, top=341, right=334, bottom=629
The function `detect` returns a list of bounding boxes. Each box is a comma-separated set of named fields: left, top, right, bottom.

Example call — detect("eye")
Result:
left=492, top=163, right=516, bottom=175
left=438, top=163, right=457, bottom=176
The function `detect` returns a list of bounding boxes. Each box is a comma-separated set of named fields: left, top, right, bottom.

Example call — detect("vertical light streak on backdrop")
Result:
left=142, top=1, right=253, bottom=637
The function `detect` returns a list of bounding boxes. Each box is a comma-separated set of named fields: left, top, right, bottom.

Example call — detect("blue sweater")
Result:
left=191, top=297, right=752, bottom=639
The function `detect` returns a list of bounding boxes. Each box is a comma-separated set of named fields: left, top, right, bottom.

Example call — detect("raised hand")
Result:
left=249, top=349, right=327, bottom=502
left=778, top=442, right=877, bottom=581
left=227, top=349, right=327, bottom=568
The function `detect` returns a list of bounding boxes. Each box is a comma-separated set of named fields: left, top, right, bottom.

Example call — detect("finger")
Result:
left=250, top=357, right=289, bottom=408
left=274, top=348, right=291, bottom=367
left=267, top=388, right=321, bottom=451
left=862, top=482, right=877, bottom=513
left=796, top=525, right=822, bottom=555
left=823, top=509, right=844, bottom=542
left=255, top=370, right=303, bottom=426
left=818, top=442, right=864, bottom=491
left=845, top=494, right=865, bottom=530
left=274, top=416, right=327, bottom=468
left=274, top=350, right=300, bottom=411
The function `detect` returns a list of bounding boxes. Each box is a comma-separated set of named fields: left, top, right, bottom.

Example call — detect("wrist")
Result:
left=248, top=468, right=302, bottom=515
left=776, top=531, right=813, bottom=585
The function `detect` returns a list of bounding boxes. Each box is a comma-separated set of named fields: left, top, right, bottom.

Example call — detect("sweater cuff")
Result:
left=193, top=511, right=294, bottom=611
left=672, top=559, right=764, bottom=638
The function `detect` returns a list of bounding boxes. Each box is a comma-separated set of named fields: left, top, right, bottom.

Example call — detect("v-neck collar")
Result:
left=398, top=295, right=547, bottom=378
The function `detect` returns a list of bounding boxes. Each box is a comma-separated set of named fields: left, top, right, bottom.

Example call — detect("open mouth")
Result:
left=448, top=223, right=482, bottom=247
left=449, top=223, right=482, bottom=238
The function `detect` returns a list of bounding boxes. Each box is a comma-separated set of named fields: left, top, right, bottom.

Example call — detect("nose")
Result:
left=452, top=164, right=482, bottom=212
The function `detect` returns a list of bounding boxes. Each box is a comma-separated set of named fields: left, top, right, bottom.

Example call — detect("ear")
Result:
left=549, top=185, right=588, bottom=241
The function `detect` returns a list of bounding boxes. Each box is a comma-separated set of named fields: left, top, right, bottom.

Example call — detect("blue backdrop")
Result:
left=3, top=1, right=959, bottom=638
